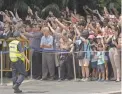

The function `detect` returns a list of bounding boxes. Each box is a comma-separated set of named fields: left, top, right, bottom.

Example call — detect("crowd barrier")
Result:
left=0, top=38, right=121, bottom=85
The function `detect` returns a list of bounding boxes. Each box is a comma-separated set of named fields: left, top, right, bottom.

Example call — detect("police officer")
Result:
left=9, top=32, right=29, bottom=93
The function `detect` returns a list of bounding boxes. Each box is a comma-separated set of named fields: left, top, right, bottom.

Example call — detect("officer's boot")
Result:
left=13, top=83, right=22, bottom=93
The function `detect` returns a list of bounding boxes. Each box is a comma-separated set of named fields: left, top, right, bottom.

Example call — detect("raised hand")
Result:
left=47, top=22, right=51, bottom=27
left=28, top=6, right=33, bottom=15
left=85, top=5, right=89, bottom=9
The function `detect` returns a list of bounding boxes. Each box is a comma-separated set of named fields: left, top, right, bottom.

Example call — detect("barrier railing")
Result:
left=0, top=39, right=121, bottom=85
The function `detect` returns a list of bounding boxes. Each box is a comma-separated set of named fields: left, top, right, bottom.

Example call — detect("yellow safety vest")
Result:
left=9, top=40, right=25, bottom=62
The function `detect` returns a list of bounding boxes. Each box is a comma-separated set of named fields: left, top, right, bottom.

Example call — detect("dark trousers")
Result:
left=60, top=54, right=74, bottom=80
left=32, top=51, right=42, bottom=78
left=42, top=53, right=55, bottom=79
left=11, top=59, right=26, bottom=85
left=75, top=59, right=82, bottom=78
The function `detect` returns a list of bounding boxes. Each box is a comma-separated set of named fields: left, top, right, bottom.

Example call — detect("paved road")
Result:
left=0, top=80, right=121, bottom=94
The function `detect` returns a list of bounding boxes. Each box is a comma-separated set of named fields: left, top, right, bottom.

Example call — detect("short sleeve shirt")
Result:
left=97, top=51, right=105, bottom=65
left=40, top=35, right=53, bottom=50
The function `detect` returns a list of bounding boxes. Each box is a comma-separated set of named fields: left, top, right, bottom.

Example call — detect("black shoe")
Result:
left=13, top=84, right=19, bottom=90
left=13, top=84, right=22, bottom=93
left=14, top=88, right=22, bottom=93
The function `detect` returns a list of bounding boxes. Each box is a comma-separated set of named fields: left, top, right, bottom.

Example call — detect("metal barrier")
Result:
left=0, top=39, right=30, bottom=72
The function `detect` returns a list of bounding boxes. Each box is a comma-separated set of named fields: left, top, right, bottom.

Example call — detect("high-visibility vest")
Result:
left=9, top=40, right=25, bottom=62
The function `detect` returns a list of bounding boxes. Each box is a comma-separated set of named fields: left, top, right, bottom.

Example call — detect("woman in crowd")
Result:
left=107, top=26, right=121, bottom=82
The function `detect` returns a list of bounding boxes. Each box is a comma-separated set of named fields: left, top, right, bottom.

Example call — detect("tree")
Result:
left=98, top=0, right=121, bottom=10
left=0, top=0, right=121, bottom=18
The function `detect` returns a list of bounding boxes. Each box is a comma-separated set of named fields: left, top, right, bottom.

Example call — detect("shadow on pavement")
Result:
left=21, top=91, right=49, bottom=93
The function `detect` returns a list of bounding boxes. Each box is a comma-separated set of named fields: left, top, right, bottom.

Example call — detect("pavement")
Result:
left=0, top=79, right=121, bottom=94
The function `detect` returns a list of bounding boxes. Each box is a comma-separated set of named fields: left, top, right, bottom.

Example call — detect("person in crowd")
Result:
left=97, top=43, right=105, bottom=81
left=107, top=26, right=121, bottom=82
left=23, top=24, right=43, bottom=80
left=74, top=22, right=92, bottom=81
left=90, top=45, right=98, bottom=81
left=58, top=32, right=74, bottom=81
left=40, top=27, right=55, bottom=80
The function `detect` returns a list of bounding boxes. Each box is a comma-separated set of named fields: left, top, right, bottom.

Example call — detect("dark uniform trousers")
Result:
left=42, top=52, right=55, bottom=79
left=59, top=54, right=74, bottom=80
left=32, top=51, right=42, bottom=78
left=11, top=59, right=26, bottom=85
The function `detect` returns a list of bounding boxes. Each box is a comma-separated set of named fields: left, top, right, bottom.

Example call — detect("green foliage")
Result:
left=0, top=0, right=4, bottom=9
left=0, top=0, right=121, bottom=18
left=98, top=0, right=121, bottom=9
left=41, top=3, right=60, bottom=19
left=14, top=0, right=28, bottom=12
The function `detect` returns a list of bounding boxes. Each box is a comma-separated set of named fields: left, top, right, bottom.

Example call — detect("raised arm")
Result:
left=70, top=29, right=77, bottom=53
left=71, top=13, right=79, bottom=22
left=88, top=23, right=100, bottom=34
left=112, top=7, right=119, bottom=18
left=104, top=7, right=109, bottom=17
left=9, top=11, right=15, bottom=18
left=106, top=35, right=113, bottom=43
left=3, top=12, right=12, bottom=23
left=15, top=9, right=20, bottom=20
left=47, top=22, right=56, bottom=34
left=55, top=18, right=68, bottom=31
left=35, top=11, right=40, bottom=20
left=101, top=37, right=105, bottom=50
left=86, top=6, right=94, bottom=14
left=73, top=24, right=80, bottom=37
left=23, top=32, right=41, bottom=38
left=28, top=6, right=33, bottom=16
left=95, top=10, right=104, bottom=21
left=83, top=6, right=90, bottom=15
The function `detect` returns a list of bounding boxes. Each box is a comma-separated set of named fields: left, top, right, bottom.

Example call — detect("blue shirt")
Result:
left=84, top=41, right=91, bottom=60
left=40, top=35, right=53, bottom=50
left=97, top=51, right=105, bottom=65
left=24, top=32, right=42, bottom=50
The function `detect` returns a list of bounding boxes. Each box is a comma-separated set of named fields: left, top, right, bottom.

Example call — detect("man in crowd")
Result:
left=23, top=24, right=43, bottom=79
left=40, top=27, right=55, bottom=80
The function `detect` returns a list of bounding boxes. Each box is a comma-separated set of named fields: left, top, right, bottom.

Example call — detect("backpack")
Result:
left=74, top=40, right=91, bottom=59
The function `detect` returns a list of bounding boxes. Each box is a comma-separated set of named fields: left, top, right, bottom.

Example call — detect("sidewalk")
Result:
left=0, top=79, right=121, bottom=94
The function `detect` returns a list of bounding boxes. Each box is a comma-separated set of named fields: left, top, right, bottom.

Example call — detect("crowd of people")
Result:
left=0, top=5, right=121, bottom=82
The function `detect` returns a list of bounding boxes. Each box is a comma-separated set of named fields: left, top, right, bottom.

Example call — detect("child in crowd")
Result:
left=91, top=45, right=98, bottom=81
left=97, top=44, right=105, bottom=81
